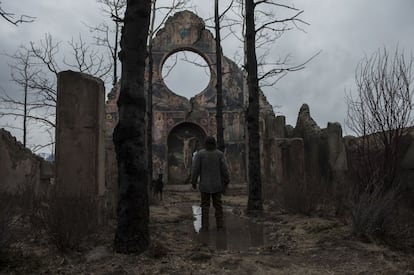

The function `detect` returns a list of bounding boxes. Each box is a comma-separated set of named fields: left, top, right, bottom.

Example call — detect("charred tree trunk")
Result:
left=147, top=0, right=156, bottom=187
left=245, top=0, right=262, bottom=211
left=215, top=0, right=224, bottom=152
left=113, top=0, right=151, bottom=254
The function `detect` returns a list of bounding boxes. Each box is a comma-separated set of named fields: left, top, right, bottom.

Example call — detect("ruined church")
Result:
left=105, top=11, right=275, bottom=186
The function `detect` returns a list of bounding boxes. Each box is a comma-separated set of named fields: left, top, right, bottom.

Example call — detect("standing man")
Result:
left=191, top=136, right=229, bottom=230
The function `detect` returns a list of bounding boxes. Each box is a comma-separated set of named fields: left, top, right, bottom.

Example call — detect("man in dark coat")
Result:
left=191, top=136, right=229, bottom=230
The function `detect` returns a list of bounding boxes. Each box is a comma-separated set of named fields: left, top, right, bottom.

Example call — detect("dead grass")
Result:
left=1, top=189, right=414, bottom=274
left=277, top=179, right=322, bottom=215
left=39, top=195, right=100, bottom=252
left=349, top=181, right=414, bottom=251
left=0, top=194, right=20, bottom=254
left=350, top=186, right=396, bottom=242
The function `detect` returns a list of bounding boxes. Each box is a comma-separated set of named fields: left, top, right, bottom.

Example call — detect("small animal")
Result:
left=153, top=174, right=164, bottom=200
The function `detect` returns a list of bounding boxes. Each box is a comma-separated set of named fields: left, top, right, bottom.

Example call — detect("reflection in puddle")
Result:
left=192, top=205, right=202, bottom=233
left=191, top=205, right=267, bottom=251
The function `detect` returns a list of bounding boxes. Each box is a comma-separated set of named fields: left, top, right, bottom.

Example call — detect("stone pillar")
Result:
left=326, top=122, right=347, bottom=171
left=55, top=71, right=105, bottom=197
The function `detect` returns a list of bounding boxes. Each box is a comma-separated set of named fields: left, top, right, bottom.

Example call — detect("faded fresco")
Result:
left=167, top=122, right=206, bottom=184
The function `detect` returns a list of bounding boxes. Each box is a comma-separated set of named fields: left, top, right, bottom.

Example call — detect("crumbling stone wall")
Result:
left=263, top=104, right=349, bottom=208
left=263, top=102, right=414, bottom=214
left=0, top=129, right=53, bottom=196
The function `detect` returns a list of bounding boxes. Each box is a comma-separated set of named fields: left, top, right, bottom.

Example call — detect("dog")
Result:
left=152, top=174, right=164, bottom=200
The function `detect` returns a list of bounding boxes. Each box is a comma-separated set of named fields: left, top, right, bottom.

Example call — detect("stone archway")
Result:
left=167, top=122, right=206, bottom=185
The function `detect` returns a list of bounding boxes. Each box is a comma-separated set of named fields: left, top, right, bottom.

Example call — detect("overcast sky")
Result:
left=1, top=0, right=413, bottom=152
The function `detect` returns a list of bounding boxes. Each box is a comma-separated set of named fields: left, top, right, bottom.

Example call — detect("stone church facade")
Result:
left=105, top=11, right=274, bottom=186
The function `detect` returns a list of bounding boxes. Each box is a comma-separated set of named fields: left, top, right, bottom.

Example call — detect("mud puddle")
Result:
left=190, top=205, right=268, bottom=251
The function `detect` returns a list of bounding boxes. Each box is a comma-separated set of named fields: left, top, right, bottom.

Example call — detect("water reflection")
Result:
left=191, top=205, right=267, bottom=251
left=192, top=205, right=202, bottom=233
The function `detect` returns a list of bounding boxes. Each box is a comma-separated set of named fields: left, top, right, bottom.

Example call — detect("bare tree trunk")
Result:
left=113, top=21, right=119, bottom=87
left=1, top=48, right=38, bottom=149
left=147, top=0, right=156, bottom=186
left=23, top=65, right=28, bottom=147
left=245, top=0, right=262, bottom=211
left=94, top=0, right=126, bottom=88
left=113, top=0, right=151, bottom=254
left=215, top=0, right=224, bottom=152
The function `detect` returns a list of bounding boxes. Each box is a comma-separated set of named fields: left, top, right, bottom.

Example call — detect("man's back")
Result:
left=191, top=148, right=229, bottom=194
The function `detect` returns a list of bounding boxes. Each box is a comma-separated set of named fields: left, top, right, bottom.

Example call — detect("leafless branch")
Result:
left=151, top=0, right=191, bottom=37
left=161, top=53, right=178, bottom=79
left=219, top=0, right=235, bottom=20
left=254, top=0, right=299, bottom=11
left=346, top=46, right=414, bottom=192
left=258, top=50, right=321, bottom=83
left=64, top=34, right=112, bottom=79
left=0, top=2, right=35, bottom=25
left=30, top=34, right=62, bottom=76
left=255, top=10, right=308, bottom=33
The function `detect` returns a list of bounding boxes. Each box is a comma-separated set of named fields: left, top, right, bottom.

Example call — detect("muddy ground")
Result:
left=1, top=186, right=414, bottom=274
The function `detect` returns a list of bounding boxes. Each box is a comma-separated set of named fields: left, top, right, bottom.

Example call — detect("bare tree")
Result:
left=0, top=33, right=112, bottom=152
left=346, top=47, right=414, bottom=193
left=214, top=0, right=225, bottom=152
left=146, top=0, right=189, bottom=183
left=0, top=46, right=41, bottom=147
left=89, top=0, right=126, bottom=87
left=113, top=0, right=151, bottom=254
left=244, top=0, right=262, bottom=211
left=221, top=0, right=316, bottom=86
left=146, top=0, right=157, bottom=188
left=64, top=35, right=112, bottom=79
left=243, top=0, right=310, bottom=211
left=0, top=1, right=34, bottom=25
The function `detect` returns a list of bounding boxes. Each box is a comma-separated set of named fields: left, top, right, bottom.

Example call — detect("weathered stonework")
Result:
left=262, top=104, right=350, bottom=206
left=105, top=11, right=274, bottom=188
left=55, top=71, right=105, bottom=197
left=0, top=129, right=53, bottom=196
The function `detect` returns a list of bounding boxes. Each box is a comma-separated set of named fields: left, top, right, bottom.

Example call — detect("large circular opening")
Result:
left=161, top=51, right=211, bottom=99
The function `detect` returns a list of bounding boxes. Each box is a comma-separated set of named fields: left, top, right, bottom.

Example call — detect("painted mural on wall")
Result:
left=167, top=122, right=206, bottom=184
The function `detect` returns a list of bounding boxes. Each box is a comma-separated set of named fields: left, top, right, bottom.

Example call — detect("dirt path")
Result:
left=2, top=188, right=414, bottom=274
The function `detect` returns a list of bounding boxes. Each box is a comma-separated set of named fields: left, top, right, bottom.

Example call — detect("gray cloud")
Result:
left=1, top=0, right=413, bottom=150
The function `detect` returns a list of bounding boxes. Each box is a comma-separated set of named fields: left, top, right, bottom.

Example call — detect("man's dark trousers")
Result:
left=200, top=192, right=223, bottom=229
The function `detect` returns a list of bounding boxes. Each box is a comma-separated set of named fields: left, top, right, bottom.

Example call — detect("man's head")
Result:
left=205, top=136, right=217, bottom=151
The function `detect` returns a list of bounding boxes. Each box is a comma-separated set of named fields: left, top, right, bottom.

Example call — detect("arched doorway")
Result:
left=167, top=122, right=206, bottom=185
